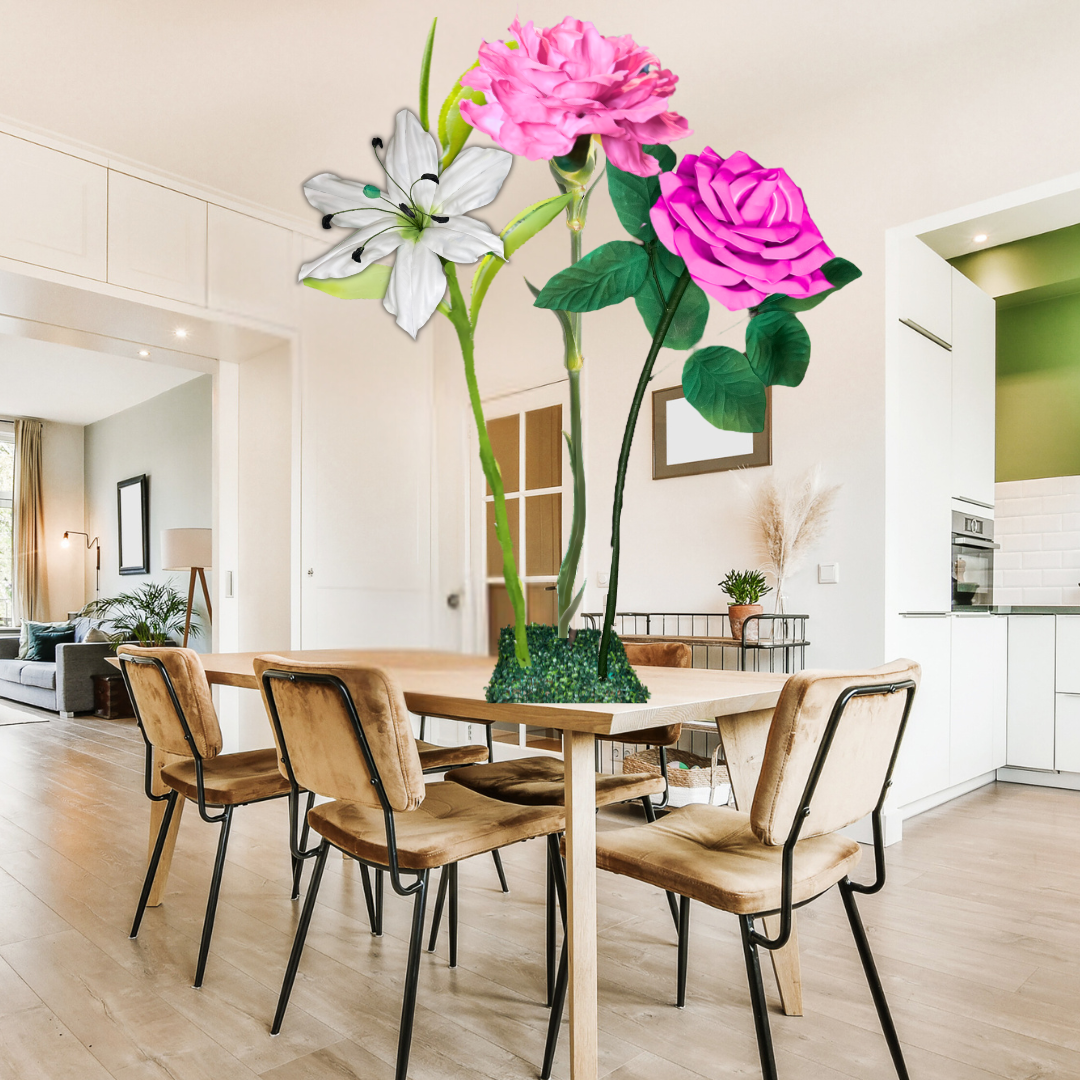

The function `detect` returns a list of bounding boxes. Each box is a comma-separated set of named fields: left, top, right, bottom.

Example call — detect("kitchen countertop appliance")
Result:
left=952, top=511, right=998, bottom=609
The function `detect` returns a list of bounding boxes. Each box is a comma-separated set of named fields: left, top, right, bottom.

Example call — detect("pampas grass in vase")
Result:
left=747, top=466, right=840, bottom=615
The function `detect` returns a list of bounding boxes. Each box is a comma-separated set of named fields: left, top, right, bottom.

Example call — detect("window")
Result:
left=0, top=421, right=13, bottom=627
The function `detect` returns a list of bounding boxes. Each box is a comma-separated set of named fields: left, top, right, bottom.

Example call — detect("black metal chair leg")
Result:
left=395, top=872, right=430, bottom=1080
left=676, top=894, right=691, bottom=1008
left=272, top=840, right=329, bottom=1035
left=358, top=862, right=378, bottom=934
left=545, top=842, right=557, bottom=1006
left=449, top=862, right=459, bottom=968
left=640, top=797, right=681, bottom=932
left=839, top=879, right=910, bottom=1080
left=541, top=937, right=568, bottom=1079
left=739, top=914, right=778, bottom=1080
left=130, top=790, right=179, bottom=938
left=491, top=848, right=510, bottom=892
left=427, top=863, right=450, bottom=952
left=290, top=789, right=315, bottom=900
left=194, top=805, right=234, bottom=988
left=374, top=867, right=384, bottom=936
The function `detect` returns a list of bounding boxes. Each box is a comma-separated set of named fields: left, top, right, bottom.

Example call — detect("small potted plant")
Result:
left=82, top=582, right=201, bottom=648
left=718, top=570, right=772, bottom=641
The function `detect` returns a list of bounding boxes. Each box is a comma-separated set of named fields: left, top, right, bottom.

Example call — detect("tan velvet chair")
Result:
left=255, top=655, right=566, bottom=1080
left=541, top=659, right=920, bottom=1080
left=118, top=645, right=300, bottom=989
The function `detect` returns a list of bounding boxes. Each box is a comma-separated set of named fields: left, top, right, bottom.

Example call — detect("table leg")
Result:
left=716, top=709, right=803, bottom=1017
left=146, top=748, right=185, bottom=907
left=564, top=730, right=598, bottom=1080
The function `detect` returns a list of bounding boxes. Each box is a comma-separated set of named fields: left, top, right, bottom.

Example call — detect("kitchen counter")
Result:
left=956, top=606, right=1080, bottom=615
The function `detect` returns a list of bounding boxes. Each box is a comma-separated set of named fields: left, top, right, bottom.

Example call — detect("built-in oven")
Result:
left=952, top=511, right=998, bottom=608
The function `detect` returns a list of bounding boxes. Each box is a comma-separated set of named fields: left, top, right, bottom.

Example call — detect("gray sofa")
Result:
left=0, top=636, right=118, bottom=716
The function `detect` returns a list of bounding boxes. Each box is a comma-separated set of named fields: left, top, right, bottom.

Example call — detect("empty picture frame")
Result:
left=117, top=474, right=150, bottom=574
left=652, top=385, right=771, bottom=479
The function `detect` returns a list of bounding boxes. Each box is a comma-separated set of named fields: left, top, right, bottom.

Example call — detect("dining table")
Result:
left=129, top=648, right=794, bottom=1080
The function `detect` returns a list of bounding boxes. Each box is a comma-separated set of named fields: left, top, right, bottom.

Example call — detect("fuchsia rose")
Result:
left=459, top=17, right=689, bottom=177
left=650, top=149, right=835, bottom=310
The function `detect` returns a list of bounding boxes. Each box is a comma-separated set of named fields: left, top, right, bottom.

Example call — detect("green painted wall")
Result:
left=995, top=291, right=1080, bottom=481
left=952, top=224, right=1080, bottom=482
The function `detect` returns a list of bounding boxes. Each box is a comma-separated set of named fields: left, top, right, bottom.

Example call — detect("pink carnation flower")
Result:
left=650, top=148, right=835, bottom=310
left=459, top=17, right=689, bottom=177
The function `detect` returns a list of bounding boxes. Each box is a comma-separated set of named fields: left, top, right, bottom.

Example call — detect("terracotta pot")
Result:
left=728, top=603, right=763, bottom=642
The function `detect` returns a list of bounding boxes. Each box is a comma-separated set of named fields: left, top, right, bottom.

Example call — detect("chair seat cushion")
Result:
left=595, top=804, right=861, bottom=915
left=416, top=739, right=489, bottom=771
left=160, top=748, right=292, bottom=806
left=443, top=755, right=664, bottom=808
left=20, top=662, right=57, bottom=690
left=307, top=781, right=564, bottom=870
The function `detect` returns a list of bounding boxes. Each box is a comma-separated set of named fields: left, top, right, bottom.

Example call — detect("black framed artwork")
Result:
left=117, top=474, right=150, bottom=574
left=652, top=385, right=772, bottom=479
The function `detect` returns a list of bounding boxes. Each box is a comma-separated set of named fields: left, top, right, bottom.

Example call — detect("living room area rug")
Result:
left=0, top=700, right=53, bottom=726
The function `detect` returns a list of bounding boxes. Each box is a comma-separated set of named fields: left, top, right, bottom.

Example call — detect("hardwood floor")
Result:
left=0, top=714, right=1078, bottom=1080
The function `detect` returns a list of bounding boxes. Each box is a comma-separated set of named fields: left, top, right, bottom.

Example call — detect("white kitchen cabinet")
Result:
left=207, top=205, right=295, bottom=324
left=898, top=235, right=952, bottom=346
left=1055, top=615, right=1080, bottom=693
left=1006, top=615, right=1057, bottom=769
left=108, top=171, right=207, bottom=305
left=949, top=614, right=1006, bottom=784
left=892, top=613, right=951, bottom=806
left=950, top=269, right=996, bottom=509
left=0, top=133, right=107, bottom=279
left=1055, top=694, right=1080, bottom=773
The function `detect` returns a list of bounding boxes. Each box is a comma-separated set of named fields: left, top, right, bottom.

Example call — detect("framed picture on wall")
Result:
left=117, top=474, right=150, bottom=574
left=652, top=385, right=772, bottom=479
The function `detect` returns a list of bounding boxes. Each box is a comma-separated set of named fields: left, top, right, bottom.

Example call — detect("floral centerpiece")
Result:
left=296, top=16, right=861, bottom=702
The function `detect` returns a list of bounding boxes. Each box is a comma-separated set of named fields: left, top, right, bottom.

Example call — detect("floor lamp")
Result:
left=161, top=528, right=212, bottom=648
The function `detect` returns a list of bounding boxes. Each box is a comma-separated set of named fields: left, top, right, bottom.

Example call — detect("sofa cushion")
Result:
left=0, top=659, right=27, bottom=684
left=20, top=663, right=56, bottom=690
left=19, top=621, right=74, bottom=659
left=25, top=624, right=76, bottom=663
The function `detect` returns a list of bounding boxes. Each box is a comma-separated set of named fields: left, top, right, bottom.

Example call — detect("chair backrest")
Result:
left=254, top=655, right=425, bottom=813
left=118, top=645, right=222, bottom=760
left=623, top=642, right=691, bottom=668
left=750, top=659, right=920, bottom=846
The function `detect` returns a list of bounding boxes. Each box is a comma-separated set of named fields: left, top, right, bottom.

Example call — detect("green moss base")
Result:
left=485, top=624, right=650, bottom=704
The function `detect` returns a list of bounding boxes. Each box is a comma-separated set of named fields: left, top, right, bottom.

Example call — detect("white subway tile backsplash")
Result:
left=1024, top=515, right=1062, bottom=533
left=1063, top=550, right=1080, bottom=569
left=996, top=587, right=1023, bottom=605
left=1062, top=476, right=1080, bottom=495
left=1024, top=550, right=1062, bottom=569
left=997, top=551, right=1023, bottom=570
left=1064, top=587, right=1080, bottom=605
left=1043, top=531, right=1080, bottom=552
left=996, top=517, right=1022, bottom=535
left=1064, top=513, right=1080, bottom=531
left=1023, top=587, right=1062, bottom=605
left=1043, top=569, right=1078, bottom=587
left=1023, top=477, right=1063, bottom=497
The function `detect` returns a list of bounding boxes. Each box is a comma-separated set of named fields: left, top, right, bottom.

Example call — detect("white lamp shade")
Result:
left=161, top=528, right=212, bottom=570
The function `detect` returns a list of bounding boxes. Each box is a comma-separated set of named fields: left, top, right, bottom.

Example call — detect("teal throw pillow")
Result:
left=24, top=623, right=77, bottom=663
left=18, top=620, right=74, bottom=659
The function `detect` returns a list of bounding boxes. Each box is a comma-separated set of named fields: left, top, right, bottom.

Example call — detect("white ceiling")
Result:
left=0, top=334, right=202, bottom=426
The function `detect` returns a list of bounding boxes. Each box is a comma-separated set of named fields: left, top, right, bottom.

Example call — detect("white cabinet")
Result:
left=950, top=269, right=996, bottom=508
left=898, top=235, right=952, bottom=346
left=207, top=205, right=295, bottom=324
left=949, top=614, right=1006, bottom=784
left=0, top=133, right=107, bottom=279
left=892, top=613, right=951, bottom=806
left=108, top=171, right=206, bottom=305
left=1006, top=615, right=1057, bottom=769
left=1056, top=694, right=1080, bottom=773
left=1056, top=615, right=1080, bottom=693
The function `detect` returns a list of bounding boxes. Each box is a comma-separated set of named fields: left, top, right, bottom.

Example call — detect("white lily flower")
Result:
left=300, top=109, right=512, bottom=338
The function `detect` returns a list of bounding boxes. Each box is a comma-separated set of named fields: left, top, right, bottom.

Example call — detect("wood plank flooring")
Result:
left=0, top=713, right=1078, bottom=1079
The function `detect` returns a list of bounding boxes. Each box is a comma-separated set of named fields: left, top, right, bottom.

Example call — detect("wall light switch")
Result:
left=818, top=563, right=839, bottom=585
left=596, top=570, right=609, bottom=588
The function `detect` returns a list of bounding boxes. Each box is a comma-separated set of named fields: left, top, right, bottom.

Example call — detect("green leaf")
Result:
left=755, top=256, right=863, bottom=313
left=634, top=248, right=709, bottom=350
left=533, top=241, right=649, bottom=313
left=303, top=264, right=390, bottom=299
left=605, top=146, right=672, bottom=242
left=745, top=309, right=811, bottom=387
left=469, top=193, right=572, bottom=325
left=682, top=346, right=767, bottom=432
left=436, top=62, right=483, bottom=169
left=418, top=18, right=437, bottom=131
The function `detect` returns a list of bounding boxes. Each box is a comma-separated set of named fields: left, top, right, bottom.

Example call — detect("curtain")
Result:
left=13, top=419, right=46, bottom=622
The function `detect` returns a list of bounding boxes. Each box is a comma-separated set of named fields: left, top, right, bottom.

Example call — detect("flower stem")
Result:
left=598, top=267, right=692, bottom=678
left=443, top=263, right=530, bottom=666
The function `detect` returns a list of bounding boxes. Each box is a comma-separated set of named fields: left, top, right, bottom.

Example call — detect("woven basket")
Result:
left=622, top=747, right=729, bottom=790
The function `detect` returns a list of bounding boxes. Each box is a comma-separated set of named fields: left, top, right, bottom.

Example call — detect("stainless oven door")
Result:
left=952, top=535, right=996, bottom=608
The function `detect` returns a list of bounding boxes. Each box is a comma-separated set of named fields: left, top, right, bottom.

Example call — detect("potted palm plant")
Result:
left=81, top=582, right=201, bottom=648
left=719, top=569, right=772, bottom=641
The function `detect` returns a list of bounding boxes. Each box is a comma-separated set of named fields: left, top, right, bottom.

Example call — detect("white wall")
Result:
left=40, top=421, right=84, bottom=620
left=83, top=376, right=214, bottom=648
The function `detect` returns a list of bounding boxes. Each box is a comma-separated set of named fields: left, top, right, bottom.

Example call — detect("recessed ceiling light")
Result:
left=138, top=349, right=150, bottom=358
left=174, top=328, right=188, bottom=339
left=973, top=233, right=988, bottom=243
